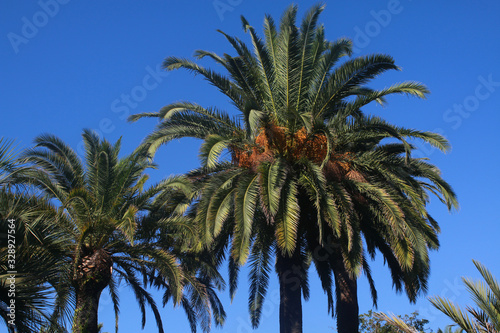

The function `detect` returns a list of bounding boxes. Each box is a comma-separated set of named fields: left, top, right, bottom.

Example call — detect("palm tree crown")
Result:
left=7, top=130, right=224, bottom=333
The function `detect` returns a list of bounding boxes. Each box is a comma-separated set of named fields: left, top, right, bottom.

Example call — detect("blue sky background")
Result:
left=1, top=1, right=500, bottom=332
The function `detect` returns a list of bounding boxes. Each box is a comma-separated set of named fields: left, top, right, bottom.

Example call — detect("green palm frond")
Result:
left=429, top=260, right=500, bottom=333
left=105, top=277, right=120, bottom=333
left=374, top=312, right=421, bottom=333
left=0, top=137, right=19, bottom=184
left=232, top=173, right=259, bottom=265
left=248, top=233, right=274, bottom=328
left=430, top=297, right=478, bottom=333
left=162, top=58, right=244, bottom=111
left=258, top=158, right=288, bottom=221
left=274, top=178, right=300, bottom=256
left=199, top=135, right=231, bottom=169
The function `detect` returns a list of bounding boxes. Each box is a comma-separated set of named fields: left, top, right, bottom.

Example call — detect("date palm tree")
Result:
left=130, top=4, right=457, bottom=333
left=1, top=137, right=67, bottom=333
left=10, top=130, right=225, bottom=333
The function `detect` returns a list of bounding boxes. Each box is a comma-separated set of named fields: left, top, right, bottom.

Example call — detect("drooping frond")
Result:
left=274, top=178, right=300, bottom=256
left=248, top=233, right=274, bottom=327
left=232, top=173, right=260, bottom=265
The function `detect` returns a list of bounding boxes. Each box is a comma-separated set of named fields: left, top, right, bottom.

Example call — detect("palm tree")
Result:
left=10, top=130, right=225, bottom=333
left=376, top=260, right=500, bottom=333
left=0, top=138, right=68, bottom=333
left=429, top=260, right=500, bottom=333
left=130, top=4, right=457, bottom=333
left=1, top=189, right=74, bottom=333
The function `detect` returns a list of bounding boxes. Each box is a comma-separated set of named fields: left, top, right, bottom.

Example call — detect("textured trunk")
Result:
left=332, top=251, right=359, bottom=333
left=276, top=249, right=303, bottom=333
left=72, top=248, right=112, bottom=333
left=72, top=285, right=103, bottom=333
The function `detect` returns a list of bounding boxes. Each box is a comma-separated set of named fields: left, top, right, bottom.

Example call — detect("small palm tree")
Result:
left=8, top=130, right=224, bottom=333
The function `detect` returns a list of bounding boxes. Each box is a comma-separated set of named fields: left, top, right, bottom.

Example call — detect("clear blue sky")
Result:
left=1, top=1, right=500, bottom=332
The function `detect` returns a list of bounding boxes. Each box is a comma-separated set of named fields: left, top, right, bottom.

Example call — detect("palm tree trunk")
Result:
left=72, top=285, right=104, bottom=333
left=332, top=251, right=359, bottom=333
left=276, top=249, right=303, bottom=333
left=72, top=249, right=112, bottom=333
